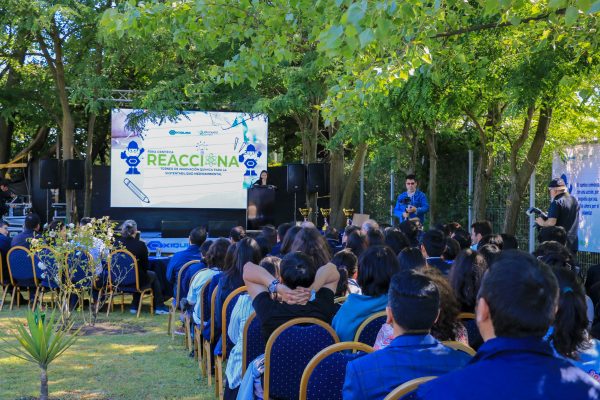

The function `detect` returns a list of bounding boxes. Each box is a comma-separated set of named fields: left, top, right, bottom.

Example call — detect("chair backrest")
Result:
left=354, top=310, right=387, bottom=346
left=107, top=249, right=139, bottom=290
left=458, top=312, right=476, bottom=320
left=242, top=312, right=265, bottom=375
left=441, top=340, right=477, bottom=356
left=33, top=246, right=61, bottom=289
left=383, top=376, right=437, bottom=400
left=264, top=318, right=340, bottom=400
left=7, top=246, right=36, bottom=286
left=67, top=250, right=94, bottom=288
left=299, top=341, right=374, bottom=400
left=220, top=286, right=247, bottom=359
left=175, top=260, right=202, bottom=308
left=207, top=282, right=219, bottom=343
left=334, top=296, right=347, bottom=304
left=199, top=277, right=213, bottom=327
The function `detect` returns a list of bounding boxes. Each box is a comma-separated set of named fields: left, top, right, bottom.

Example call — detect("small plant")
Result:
left=1, top=309, right=80, bottom=400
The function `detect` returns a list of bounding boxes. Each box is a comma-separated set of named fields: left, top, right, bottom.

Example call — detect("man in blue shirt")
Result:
left=166, top=226, right=207, bottom=301
left=343, top=270, right=471, bottom=400
left=420, top=229, right=451, bottom=275
left=417, top=250, right=600, bottom=400
left=11, top=213, right=40, bottom=249
left=393, top=174, right=429, bottom=225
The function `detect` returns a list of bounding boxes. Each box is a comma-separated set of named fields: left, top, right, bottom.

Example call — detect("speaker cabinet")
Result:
left=63, top=159, right=85, bottom=190
left=161, top=220, right=193, bottom=238
left=307, top=163, right=329, bottom=194
left=286, top=164, right=306, bottom=194
left=39, top=159, right=61, bottom=189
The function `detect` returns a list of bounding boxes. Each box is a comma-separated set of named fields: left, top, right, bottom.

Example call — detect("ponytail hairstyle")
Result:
left=550, top=265, right=591, bottom=359
left=121, top=220, right=137, bottom=239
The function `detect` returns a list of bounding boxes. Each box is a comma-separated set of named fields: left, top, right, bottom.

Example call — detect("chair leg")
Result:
left=167, top=305, right=174, bottom=336
left=196, top=327, right=205, bottom=376
left=95, top=288, right=103, bottom=315
left=150, top=292, right=154, bottom=315
left=215, top=356, right=223, bottom=398
left=106, top=292, right=114, bottom=317
left=204, top=340, right=212, bottom=386
left=185, top=316, right=193, bottom=351
left=121, top=293, right=125, bottom=313
left=31, top=287, right=40, bottom=311
left=137, top=292, right=144, bottom=318
left=10, top=287, right=17, bottom=310
left=0, top=286, right=7, bottom=311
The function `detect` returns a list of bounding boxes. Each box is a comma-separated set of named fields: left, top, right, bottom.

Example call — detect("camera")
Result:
left=526, top=207, right=548, bottom=220
left=402, top=197, right=411, bottom=205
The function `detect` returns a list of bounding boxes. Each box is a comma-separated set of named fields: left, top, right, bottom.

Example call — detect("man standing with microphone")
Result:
left=393, top=174, right=430, bottom=225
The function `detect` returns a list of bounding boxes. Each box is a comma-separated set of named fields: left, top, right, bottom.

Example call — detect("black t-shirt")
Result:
left=547, top=192, right=580, bottom=252
left=252, top=288, right=337, bottom=343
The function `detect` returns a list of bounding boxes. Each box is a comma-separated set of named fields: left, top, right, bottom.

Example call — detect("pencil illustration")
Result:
left=124, top=178, right=150, bottom=203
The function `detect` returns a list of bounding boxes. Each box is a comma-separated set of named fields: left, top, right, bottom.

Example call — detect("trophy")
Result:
left=298, top=207, right=312, bottom=223
left=320, top=208, right=331, bottom=232
left=343, top=208, right=354, bottom=226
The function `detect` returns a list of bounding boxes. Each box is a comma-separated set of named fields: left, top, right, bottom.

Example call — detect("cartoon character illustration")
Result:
left=121, top=140, right=145, bottom=175
left=238, top=144, right=262, bottom=177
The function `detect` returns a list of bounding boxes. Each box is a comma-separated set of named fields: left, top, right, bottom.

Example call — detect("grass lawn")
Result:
left=0, top=300, right=215, bottom=400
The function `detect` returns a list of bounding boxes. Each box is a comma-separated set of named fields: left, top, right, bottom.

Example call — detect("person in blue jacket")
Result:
left=393, top=174, right=429, bottom=224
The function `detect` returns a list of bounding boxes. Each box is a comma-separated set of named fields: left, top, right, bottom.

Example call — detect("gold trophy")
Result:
left=298, top=207, right=312, bottom=223
left=343, top=208, right=354, bottom=226
left=320, top=208, right=331, bottom=232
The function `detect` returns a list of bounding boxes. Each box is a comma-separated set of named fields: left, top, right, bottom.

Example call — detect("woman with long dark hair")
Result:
left=290, top=227, right=332, bottom=268
left=279, top=225, right=301, bottom=256
left=449, top=249, right=487, bottom=312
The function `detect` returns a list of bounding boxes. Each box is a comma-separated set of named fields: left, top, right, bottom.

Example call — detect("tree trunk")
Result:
left=11, top=127, right=49, bottom=161
left=84, top=113, right=97, bottom=217
left=424, top=126, right=437, bottom=226
left=40, top=365, right=48, bottom=400
left=329, top=142, right=345, bottom=228
left=337, top=142, right=368, bottom=226
left=503, top=106, right=552, bottom=234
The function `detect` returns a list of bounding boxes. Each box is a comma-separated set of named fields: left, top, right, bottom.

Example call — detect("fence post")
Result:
left=468, top=150, right=473, bottom=228
left=360, top=162, right=364, bottom=214
left=390, top=169, right=394, bottom=225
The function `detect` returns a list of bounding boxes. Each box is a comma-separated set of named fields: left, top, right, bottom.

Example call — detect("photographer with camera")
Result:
left=393, top=174, right=429, bottom=225
left=534, top=177, right=580, bottom=253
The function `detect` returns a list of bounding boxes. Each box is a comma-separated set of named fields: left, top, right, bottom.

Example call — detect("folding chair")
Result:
left=241, top=312, right=264, bottom=376
left=195, top=277, right=213, bottom=375
left=383, top=376, right=437, bottom=400
left=299, top=341, right=374, bottom=400
left=203, top=283, right=219, bottom=386
left=167, top=259, right=202, bottom=337
left=7, top=246, right=38, bottom=310
left=441, top=340, right=477, bottom=356
left=106, top=249, right=153, bottom=317
left=264, top=318, right=339, bottom=400
left=354, top=310, right=387, bottom=346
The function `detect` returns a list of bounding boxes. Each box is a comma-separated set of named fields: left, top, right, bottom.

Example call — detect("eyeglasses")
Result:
left=406, top=182, right=416, bottom=185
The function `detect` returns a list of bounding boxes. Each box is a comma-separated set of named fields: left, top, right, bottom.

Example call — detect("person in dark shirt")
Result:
left=243, top=251, right=339, bottom=342
left=421, top=229, right=451, bottom=275
left=11, top=213, right=40, bottom=249
left=166, top=226, right=207, bottom=296
left=0, top=179, right=15, bottom=217
left=536, top=177, right=580, bottom=253
left=417, top=250, right=600, bottom=400
left=117, top=220, right=168, bottom=314
left=0, top=220, right=12, bottom=285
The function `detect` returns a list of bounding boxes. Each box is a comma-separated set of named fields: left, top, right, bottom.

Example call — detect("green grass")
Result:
left=0, top=300, right=215, bottom=400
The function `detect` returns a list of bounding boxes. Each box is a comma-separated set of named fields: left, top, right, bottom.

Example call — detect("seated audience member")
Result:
left=0, top=219, right=11, bottom=283
left=332, top=245, right=400, bottom=342
left=279, top=225, right=301, bottom=256
left=341, top=225, right=361, bottom=248
left=449, top=249, right=487, bottom=313
left=366, top=229, right=385, bottom=247
left=500, top=233, right=519, bottom=250
left=254, top=235, right=273, bottom=258
left=243, top=251, right=340, bottom=342
left=399, top=220, right=420, bottom=247
left=180, top=239, right=213, bottom=301
left=344, top=270, right=472, bottom=400
left=421, top=229, right=450, bottom=275
left=11, top=213, right=41, bottom=248
left=229, top=226, right=246, bottom=243
left=346, top=230, right=367, bottom=258
left=224, top=256, right=281, bottom=400
left=417, top=250, right=600, bottom=400
left=478, top=243, right=501, bottom=269
left=547, top=266, right=600, bottom=382
left=424, top=269, right=468, bottom=344
left=384, top=229, right=410, bottom=256
left=451, top=228, right=472, bottom=250
left=397, top=247, right=426, bottom=272
left=469, top=220, right=492, bottom=250
left=261, top=225, right=278, bottom=249
left=196, top=241, right=235, bottom=330
left=445, top=222, right=462, bottom=237
left=290, top=227, right=332, bottom=269
left=213, top=237, right=261, bottom=342
left=269, top=222, right=293, bottom=256
left=442, top=237, right=460, bottom=262
left=538, top=225, right=568, bottom=246
left=116, top=220, right=168, bottom=314
left=166, top=226, right=207, bottom=298
left=361, top=219, right=380, bottom=234
left=331, top=249, right=361, bottom=295
left=477, top=234, right=504, bottom=250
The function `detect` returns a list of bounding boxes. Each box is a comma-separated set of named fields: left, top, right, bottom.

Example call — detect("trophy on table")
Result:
left=320, top=208, right=331, bottom=232
left=343, top=208, right=354, bottom=226
left=298, top=207, right=312, bottom=223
